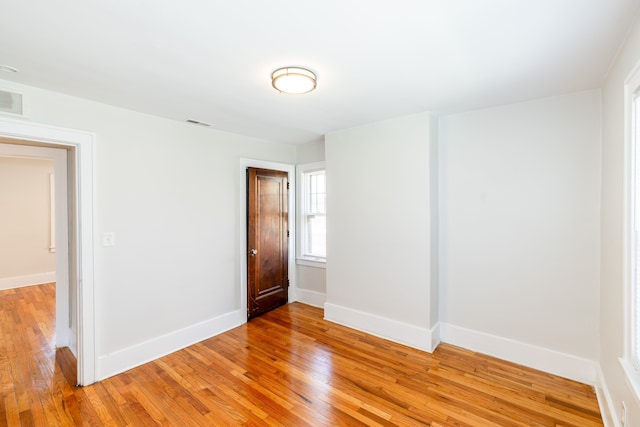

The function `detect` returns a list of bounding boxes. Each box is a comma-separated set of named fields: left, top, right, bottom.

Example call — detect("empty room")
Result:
left=2, top=1, right=640, bottom=426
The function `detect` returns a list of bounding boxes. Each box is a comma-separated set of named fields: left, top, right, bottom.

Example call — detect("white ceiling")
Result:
left=1, top=0, right=639, bottom=144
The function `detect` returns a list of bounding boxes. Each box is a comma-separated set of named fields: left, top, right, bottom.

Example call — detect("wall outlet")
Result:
left=622, top=401, right=627, bottom=426
left=103, top=232, right=115, bottom=247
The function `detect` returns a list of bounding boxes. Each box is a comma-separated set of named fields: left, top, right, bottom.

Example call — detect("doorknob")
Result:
left=250, top=249, right=257, bottom=256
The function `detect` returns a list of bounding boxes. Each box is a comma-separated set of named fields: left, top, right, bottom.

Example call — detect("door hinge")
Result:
left=287, top=230, right=290, bottom=238
left=287, top=182, right=290, bottom=190
left=287, top=279, right=290, bottom=287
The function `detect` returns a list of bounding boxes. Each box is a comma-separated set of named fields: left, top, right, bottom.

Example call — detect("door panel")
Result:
left=247, top=168, right=288, bottom=319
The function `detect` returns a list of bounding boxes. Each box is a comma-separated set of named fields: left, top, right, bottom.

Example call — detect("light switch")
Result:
left=103, top=232, right=115, bottom=247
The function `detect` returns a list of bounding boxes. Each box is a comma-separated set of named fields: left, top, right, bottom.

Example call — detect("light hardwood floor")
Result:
left=1, top=283, right=603, bottom=426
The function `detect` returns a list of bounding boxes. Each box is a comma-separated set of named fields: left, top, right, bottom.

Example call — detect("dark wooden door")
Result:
left=247, top=168, right=289, bottom=319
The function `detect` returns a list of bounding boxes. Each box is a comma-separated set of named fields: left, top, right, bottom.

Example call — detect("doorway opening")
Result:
left=0, top=142, right=71, bottom=381
left=247, top=167, right=289, bottom=318
left=0, top=118, right=96, bottom=385
left=239, top=159, right=296, bottom=321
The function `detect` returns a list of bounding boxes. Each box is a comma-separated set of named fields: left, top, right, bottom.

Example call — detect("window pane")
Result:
left=306, top=215, right=326, bottom=257
left=316, top=193, right=327, bottom=214
left=313, top=193, right=326, bottom=214
left=308, top=172, right=326, bottom=214
left=316, top=173, right=326, bottom=193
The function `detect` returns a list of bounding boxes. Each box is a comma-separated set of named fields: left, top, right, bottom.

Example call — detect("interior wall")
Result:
left=295, top=139, right=325, bottom=165
left=325, top=112, right=437, bottom=349
left=0, top=156, right=55, bottom=287
left=600, top=12, right=640, bottom=426
left=439, top=90, right=601, bottom=360
left=296, top=267, right=326, bottom=294
left=0, top=79, right=296, bottom=369
left=295, top=139, right=326, bottom=298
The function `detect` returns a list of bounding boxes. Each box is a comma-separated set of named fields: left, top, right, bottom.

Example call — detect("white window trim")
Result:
left=622, top=58, right=640, bottom=407
left=296, top=161, right=326, bottom=268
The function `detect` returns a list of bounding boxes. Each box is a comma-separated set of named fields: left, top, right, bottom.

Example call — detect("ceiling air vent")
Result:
left=186, top=119, right=213, bottom=127
left=0, top=89, right=23, bottom=116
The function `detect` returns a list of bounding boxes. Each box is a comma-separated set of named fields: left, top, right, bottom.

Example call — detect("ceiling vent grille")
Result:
left=0, top=89, right=23, bottom=116
left=186, top=119, right=213, bottom=127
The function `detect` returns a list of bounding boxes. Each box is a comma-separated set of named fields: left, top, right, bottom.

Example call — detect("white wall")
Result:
left=0, top=156, right=55, bottom=287
left=296, top=139, right=325, bottom=165
left=0, top=79, right=296, bottom=379
left=439, top=90, right=601, bottom=362
left=600, top=13, right=640, bottom=426
left=296, top=265, right=325, bottom=293
left=325, top=112, right=439, bottom=351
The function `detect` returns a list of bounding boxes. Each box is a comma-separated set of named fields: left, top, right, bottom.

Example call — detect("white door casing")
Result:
left=0, top=117, right=96, bottom=386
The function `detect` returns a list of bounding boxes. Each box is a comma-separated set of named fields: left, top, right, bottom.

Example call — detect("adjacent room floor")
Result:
left=0, top=283, right=603, bottom=426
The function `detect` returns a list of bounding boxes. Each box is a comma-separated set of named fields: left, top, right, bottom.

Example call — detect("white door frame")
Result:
left=239, top=159, right=296, bottom=318
left=0, top=117, right=96, bottom=386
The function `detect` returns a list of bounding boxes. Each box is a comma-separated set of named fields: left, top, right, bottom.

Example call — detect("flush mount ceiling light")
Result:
left=271, top=66, right=317, bottom=94
left=0, top=65, right=18, bottom=73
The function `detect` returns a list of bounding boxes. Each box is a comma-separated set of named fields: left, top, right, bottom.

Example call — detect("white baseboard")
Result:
left=98, top=309, right=245, bottom=381
left=296, top=289, right=326, bottom=308
left=324, top=302, right=439, bottom=353
left=0, top=271, right=56, bottom=290
left=67, top=327, right=78, bottom=358
left=595, top=365, right=618, bottom=427
left=431, top=321, right=442, bottom=350
left=440, top=323, right=598, bottom=385
left=54, top=323, right=76, bottom=357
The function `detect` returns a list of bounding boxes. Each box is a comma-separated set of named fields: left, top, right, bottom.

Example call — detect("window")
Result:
left=622, top=62, right=640, bottom=401
left=297, top=162, right=326, bottom=266
left=632, top=94, right=640, bottom=369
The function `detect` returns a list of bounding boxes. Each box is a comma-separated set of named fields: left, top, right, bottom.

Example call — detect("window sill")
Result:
left=296, top=258, right=326, bottom=269
left=619, top=357, right=640, bottom=408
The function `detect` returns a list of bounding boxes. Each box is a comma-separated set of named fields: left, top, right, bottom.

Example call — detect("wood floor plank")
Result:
left=1, top=284, right=604, bottom=426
